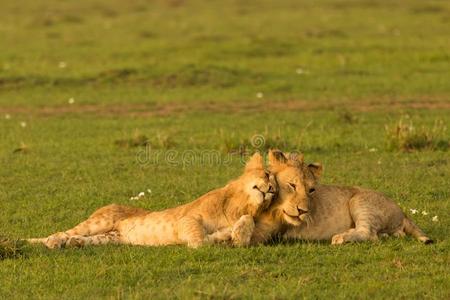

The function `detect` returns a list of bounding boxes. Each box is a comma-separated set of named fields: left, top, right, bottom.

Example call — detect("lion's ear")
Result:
left=308, top=163, right=323, bottom=179
left=287, top=152, right=304, bottom=165
left=245, top=152, right=264, bottom=171
left=268, top=149, right=287, bottom=168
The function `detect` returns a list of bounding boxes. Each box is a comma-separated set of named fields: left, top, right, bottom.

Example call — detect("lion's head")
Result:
left=267, top=149, right=322, bottom=226
left=232, top=152, right=277, bottom=215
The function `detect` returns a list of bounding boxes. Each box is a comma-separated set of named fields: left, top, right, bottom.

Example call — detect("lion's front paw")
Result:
left=231, top=215, right=255, bottom=247
left=331, top=234, right=346, bottom=245
left=378, top=233, right=390, bottom=239
left=206, top=228, right=232, bottom=244
left=187, top=240, right=203, bottom=249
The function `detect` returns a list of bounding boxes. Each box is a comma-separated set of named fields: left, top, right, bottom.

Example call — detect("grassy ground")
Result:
left=1, top=0, right=449, bottom=299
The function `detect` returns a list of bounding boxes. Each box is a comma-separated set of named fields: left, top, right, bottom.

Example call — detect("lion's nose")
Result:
left=297, top=207, right=308, bottom=216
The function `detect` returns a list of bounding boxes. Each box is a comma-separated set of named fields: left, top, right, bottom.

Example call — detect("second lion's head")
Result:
left=267, top=149, right=322, bottom=226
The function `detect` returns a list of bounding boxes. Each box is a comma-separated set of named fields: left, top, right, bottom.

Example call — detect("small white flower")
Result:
left=138, top=192, right=145, bottom=198
left=147, top=189, right=152, bottom=194
left=296, top=68, right=310, bottom=75
left=68, top=97, right=75, bottom=104
left=421, top=211, right=428, bottom=216
left=432, top=216, right=438, bottom=222
left=410, top=209, right=418, bottom=215
left=5, top=114, right=11, bottom=120
left=58, top=61, right=67, bottom=68
left=369, top=148, right=377, bottom=152
left=256, top=92, right=264, bottom=99
left=20, top=121, right=27, bottom=128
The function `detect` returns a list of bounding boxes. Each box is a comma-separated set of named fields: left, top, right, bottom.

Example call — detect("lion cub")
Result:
left=27, top=153, right=277, bottom=249
left=282, top=154, right=433, bottom=245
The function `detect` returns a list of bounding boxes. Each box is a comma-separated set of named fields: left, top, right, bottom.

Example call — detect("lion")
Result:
left=276, top=152, right=433, bottom=245
left=234, top=150, right=432, bottom=246
left=26, top=153, right=277, bottom=249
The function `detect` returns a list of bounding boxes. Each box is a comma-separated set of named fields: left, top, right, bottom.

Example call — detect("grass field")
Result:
left=1, top=0, right=449, bottom=298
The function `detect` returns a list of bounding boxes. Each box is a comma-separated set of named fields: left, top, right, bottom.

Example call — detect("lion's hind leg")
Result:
left=66, top=231, right=121, bottom=248
left=65, top=204, right=147, bottom=236
left=28, top=204, right=147, bottom=249
left=178, top=216, right=207, bottom=248
left=331, top=194, right=380, bottom=245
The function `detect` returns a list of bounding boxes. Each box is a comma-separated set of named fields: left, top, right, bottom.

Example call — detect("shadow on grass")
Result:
left=0, top=236, right=27, bottom=260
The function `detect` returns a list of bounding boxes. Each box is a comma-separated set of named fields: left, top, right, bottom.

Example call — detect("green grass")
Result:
left=0, top=0, right=449, bottom=299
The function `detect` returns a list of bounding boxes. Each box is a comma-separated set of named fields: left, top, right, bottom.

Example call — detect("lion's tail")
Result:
left=24, top=237, right=47, bottom=244
left=403, top=217, right=433, bottom=244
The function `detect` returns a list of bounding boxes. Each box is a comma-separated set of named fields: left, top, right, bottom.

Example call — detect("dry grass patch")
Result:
left=115, top=130, right=176, bottom=149
left=385, top=116, right=449, bottom=152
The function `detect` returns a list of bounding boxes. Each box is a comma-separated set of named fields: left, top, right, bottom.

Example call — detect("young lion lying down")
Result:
left=273, top=151, right=433, bottom=245
left=27, top=153, right=277, bottom=249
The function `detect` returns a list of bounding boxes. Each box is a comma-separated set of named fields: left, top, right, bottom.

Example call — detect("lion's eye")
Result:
left=288, top=183, right=296, bottom=190
left=264, top=172, right=270, bottom=179
left=309, top=188, right=316, bottom=194
left=253, top=185, right=258, bottom=190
